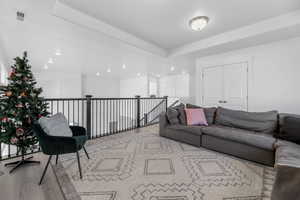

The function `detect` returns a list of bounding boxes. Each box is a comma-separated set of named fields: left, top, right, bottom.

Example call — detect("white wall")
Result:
left=120, top=76, right=148, bottom=97
left=36, top=72, right=82, bottom=98
left=196, top=37, right=300, bottom=114
left=0, top=44, right=8, bottom=85
left=159, top=74, right=190, bottom=101
left=83, top=75, right=120, bottom=97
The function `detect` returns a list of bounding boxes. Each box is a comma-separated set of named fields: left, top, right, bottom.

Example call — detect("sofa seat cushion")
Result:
left=167, top=125, right=202, bottom=136
left=274, top=140, right=300, bottom=168
left=201, top=125, right=276, bottom=150
left=215, top=107, right=278, bottom=134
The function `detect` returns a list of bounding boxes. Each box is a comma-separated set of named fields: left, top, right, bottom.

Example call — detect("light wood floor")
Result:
left=0, top=126, right=158, bottom=200
left=0, top=153, right=65, bottom=200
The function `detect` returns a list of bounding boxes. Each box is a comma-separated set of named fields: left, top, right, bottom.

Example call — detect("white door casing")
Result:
left=202, top=62, right=248, bottom=111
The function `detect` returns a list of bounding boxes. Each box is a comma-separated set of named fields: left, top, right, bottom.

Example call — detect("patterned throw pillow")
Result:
left=186, top=104, right=216, bottom=125
left=185, top=108, right=208, bottom=126
left=39, top=113, right=73, bottom=137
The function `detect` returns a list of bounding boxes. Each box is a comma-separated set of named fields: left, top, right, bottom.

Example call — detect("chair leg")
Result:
left=83, top=146, right=90, bottom=159
left=39, top=155, right=52, bottom=185
left=56, top=155, right=59, bottom=165
left=76, top=151, right=82, bottom=179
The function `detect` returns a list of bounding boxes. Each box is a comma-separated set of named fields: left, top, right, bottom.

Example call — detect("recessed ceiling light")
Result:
left=122, top=64, right=126, bottom=69
left=48, top=58, right=53, bottom=64
left=157, top=74, right=161, bottom=78
left=44, top=64, right=48, bottom=69
left=107, top=68, right=111, bottom=73
left=96, top=72, right=100, bottom=76
left=170, top=66, right=175, bottom=71
left=137, top=73, right=141, bottom=76
left=55, top=49, right=61, bottom=56
left=189, top=16, right=209, bottom=31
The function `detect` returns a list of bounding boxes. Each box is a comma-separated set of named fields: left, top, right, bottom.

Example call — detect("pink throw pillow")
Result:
left=185, top=108, right=208, bottom=126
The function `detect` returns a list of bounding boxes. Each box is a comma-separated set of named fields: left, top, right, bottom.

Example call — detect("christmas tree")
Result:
left=0, top=52, right=48, bottom=172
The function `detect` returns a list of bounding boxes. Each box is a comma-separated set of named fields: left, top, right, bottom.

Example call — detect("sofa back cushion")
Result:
left=277, top=116, right=300, bottom=144
left=186, top=104, right=216, bottom=125
left=278, top=113, right=300, bottom=133
left=215, top=107, right=278, bottom=133
left=185, top=108, right=208, bottom=126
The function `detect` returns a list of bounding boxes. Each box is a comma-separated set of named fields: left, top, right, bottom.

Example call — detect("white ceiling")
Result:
left=1, top=0, right=300, bottom=78
left=61, top=0, right=300, bottom=50
left=0, top=0, right=193, bottom=78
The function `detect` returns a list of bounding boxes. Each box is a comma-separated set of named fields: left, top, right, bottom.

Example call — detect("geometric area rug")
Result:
left=52, top=125, right=276, bottom=200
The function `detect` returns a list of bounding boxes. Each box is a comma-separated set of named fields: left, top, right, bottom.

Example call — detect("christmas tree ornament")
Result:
left=16, top=104, right=23, bottom=108
left=10, top=137, right=18, bottom=144
left=9, top=71, right=15, bottom=78
left=5, top=91, right=12, bottom=96
left=16, top=128, right=24, bottom=136
left=20, top=92, right=26, bottom=97
left=0, top=52, right=49, bottom=173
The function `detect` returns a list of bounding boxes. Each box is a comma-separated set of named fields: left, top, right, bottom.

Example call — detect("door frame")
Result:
left=196, top=56, right=252, bottom=111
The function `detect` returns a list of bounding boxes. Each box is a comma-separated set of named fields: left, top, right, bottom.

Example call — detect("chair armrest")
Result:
left=70, top=126, right=87, bottom=136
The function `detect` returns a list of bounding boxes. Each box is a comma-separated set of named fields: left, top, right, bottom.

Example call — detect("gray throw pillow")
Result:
left=186, top=103, right=216, bottom=125
left=166, top=108, right=180, bottom=125
left=173, top=103, right=186, bottom=125
left=39, top=113, right=73, bottom=137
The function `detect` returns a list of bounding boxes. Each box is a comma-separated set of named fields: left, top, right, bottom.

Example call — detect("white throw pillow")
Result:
left=38, top=113, right=73, bottom=137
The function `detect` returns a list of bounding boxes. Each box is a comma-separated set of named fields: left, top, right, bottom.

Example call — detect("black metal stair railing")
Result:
left=141, top=99, right=180, bottom=126
left=0, top=96, right=168, bottom=161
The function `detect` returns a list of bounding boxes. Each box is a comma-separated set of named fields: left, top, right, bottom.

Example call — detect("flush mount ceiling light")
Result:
left=55, top=49, right=61, bottom=56
left=48, top=58, right=53, bottom=64
left=170, top=66, right=175, bottom=71
left=189, top=16, right=209, bottom=31
left=122, top=64, right=126, bottom=69
left=96, top=72, right=100, bottom=76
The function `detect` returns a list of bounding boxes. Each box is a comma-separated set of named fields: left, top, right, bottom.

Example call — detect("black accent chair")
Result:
left=32, top=123, right=90, bottom=185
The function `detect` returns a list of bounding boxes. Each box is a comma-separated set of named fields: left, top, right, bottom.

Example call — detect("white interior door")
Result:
left=223, top=63, right=248, bottom=110
left=203, top=66, right=223, bottom=107
left=202, top=62, right=248, bottom=111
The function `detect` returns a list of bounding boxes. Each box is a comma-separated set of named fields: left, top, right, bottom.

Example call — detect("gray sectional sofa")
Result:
left=159, top=105, right=300, bottom=200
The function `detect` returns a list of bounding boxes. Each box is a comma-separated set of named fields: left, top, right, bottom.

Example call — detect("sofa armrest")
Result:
left=271, top=165, right=300, bottom=200
left=159, top=112, right=169, bottom=136
left=272, top=142, right=300, bottom=200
